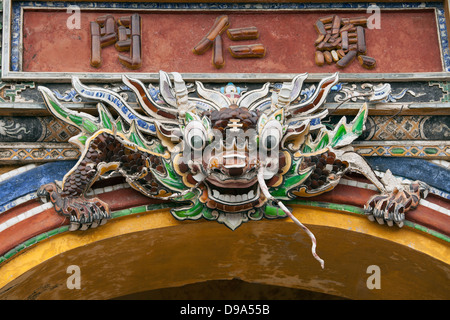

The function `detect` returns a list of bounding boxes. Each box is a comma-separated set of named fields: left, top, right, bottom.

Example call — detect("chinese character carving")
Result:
left=193, top=15, right=230, bottom=55
left=314, top=15, right=376, bottom=69
left=90, top=13, right=142, bottom=70
left=193, top=15, right=266, bottom=69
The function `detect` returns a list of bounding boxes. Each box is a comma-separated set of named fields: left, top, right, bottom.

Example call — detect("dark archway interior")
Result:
left=113, top=278, right=347, bottom=300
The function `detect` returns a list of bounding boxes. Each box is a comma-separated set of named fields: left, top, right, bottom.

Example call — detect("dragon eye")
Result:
left=186, top=125, right=206, bottom=151
left=260, top=120, right=282, bottom=151
left=264, top=134, right=279, bottom=150
left=190, top=131, right=205, bottom=150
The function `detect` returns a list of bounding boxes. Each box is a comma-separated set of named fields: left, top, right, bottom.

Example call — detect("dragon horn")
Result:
left=122, top=75, right=179, bottom=121
left=171, top=72, right=191, bottom=117
left=274, top=73, right=310, bottom=110
left=247, top=73, right=308, bottom=113
left=286, top=72, right=339, bottom=117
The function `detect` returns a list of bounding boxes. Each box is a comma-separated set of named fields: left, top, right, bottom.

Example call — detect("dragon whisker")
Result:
left=257, top=165, right=325, bottom=269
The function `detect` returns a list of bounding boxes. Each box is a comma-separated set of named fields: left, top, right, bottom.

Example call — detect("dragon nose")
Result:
left=222, top=153, right=247, bottom=177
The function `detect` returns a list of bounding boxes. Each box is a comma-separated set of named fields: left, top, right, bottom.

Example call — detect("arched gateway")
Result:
left=0, top=1, right=448, bottom=302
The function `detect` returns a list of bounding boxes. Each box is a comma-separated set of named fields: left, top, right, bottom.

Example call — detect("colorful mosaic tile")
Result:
left=354, top=143, right=450, bottom=158
left=0, top=144, right=80, bottom=162
left=0, top=82, right=35, bottom=102
left=429, top=81, right=450, bottom=102
left=0, top=117, right=80, bottom=143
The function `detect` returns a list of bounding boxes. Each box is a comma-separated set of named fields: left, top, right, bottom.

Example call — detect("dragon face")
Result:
left=174, top=101, right=291, bottom=216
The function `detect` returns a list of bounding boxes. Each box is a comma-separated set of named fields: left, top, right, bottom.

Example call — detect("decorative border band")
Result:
left=0, top=142, right=447, bottom=163
left=3, top=1, right=450, bottom=82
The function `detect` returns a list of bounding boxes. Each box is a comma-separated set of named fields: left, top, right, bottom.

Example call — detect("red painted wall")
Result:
left=23, top=9, right=442, bottom=73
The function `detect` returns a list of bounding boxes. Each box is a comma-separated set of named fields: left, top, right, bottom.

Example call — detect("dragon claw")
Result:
left=66, top=199, right=110, bottom=231
left=364, top=180, right=424, bottom=227
left=37, top=183, right=111, bottom=231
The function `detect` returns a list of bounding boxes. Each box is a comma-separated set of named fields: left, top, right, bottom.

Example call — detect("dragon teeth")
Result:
left=210, top=188, right=258, bottom=204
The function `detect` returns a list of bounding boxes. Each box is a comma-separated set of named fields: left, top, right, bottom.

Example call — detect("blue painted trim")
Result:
left=9, top=1, right=448, bottom=71
left=0, top=161, right=76, bottom=207
left=0, top=192, right=37, bottom=214
left=436, top=8, right=450, bottom=71
left=366, top=157, right=450, bottom=194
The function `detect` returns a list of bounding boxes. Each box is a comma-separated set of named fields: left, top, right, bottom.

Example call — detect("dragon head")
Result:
left=120, top=71, right=340, bottom=230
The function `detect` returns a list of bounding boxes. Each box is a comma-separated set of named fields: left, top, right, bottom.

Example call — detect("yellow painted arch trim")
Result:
left=0, top=206, right=448, bottom=299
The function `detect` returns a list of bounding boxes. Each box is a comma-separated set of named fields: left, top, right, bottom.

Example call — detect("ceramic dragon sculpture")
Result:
left=37, top=71, right=428, bottom=268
